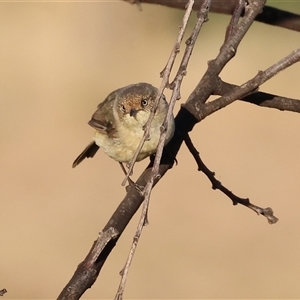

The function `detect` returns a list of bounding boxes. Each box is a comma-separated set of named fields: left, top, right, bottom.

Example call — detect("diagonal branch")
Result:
left=57, top=106, right=198, bottom=300
left=217, top=79, right=300, bottom=113
left=184, top=134, right=279, bottom=224
left=185, top=48, right=300, bottom=121
left=183, top=0, right=266, bottom=110
left=241, top=92, right=300, bottom=112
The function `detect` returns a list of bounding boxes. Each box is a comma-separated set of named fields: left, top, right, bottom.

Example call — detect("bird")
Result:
left=72, top=82, right=175, bottom=170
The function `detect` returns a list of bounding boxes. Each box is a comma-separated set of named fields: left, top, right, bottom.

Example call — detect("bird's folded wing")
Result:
left=88, top=89, right=119, bottom=137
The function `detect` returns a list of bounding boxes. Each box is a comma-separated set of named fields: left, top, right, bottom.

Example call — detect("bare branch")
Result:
left=224, top=0, right=245, bottom=42
left=184, top=134, right=279, bottom=224
left=123, top=0, right=300, bottom=32
left=58, top=0, right=298, bottom=298
left=241, top=92, right=300, bottom=112
left=217, top=80, right=300, bottom=112
left=255, top=5, right=300, bottom=32
left=58, top=131, right=190, bottom=299
left=181, top=0, right=266, bottom=113
left=57, top=228, right=119, bottom=300
left=185, top=48, right=300, bottom=121
left=88, top=228, right=119, bottom=266
left=169, top=0, right=210, bottom=88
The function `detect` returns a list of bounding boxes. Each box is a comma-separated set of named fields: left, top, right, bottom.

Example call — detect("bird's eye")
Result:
left=141, top=99, right=148, bottom=107
left=120, top=104, right=126, bottom=112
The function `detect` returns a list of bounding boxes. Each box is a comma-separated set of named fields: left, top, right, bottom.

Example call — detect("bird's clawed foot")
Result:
left=125, top=179, right=145, bottom=194
left=119, top=162, right=144, bottom=194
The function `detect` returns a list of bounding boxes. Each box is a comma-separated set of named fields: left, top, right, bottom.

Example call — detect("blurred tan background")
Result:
left=1, top=1, right=300, bottom=299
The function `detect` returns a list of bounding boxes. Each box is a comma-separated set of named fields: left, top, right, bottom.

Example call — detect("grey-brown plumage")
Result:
left=72, top=82, right=174, bottom=167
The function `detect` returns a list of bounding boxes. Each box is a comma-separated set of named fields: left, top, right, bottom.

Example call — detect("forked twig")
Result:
left=184, top=0, right=266, bottom=108
left=184, top=134, right=279, bottom=224
left=196, top=48, right=300, bottom=121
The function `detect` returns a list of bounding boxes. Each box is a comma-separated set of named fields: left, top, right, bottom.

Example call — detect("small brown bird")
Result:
left=72, top=83, right=175, bottom=168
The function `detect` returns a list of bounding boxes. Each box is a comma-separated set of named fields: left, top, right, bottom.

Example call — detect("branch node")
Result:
left=88, top=227, right=119, bottom=266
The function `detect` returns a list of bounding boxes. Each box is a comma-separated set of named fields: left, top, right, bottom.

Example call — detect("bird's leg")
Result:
left=119, top=163, right=133, bottom=182
left=119, top=163, right=144, bottom=193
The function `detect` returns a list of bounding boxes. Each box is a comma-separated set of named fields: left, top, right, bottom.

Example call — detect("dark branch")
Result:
left=217, top=80, right=300, bottom=112
left=184, top=134, right=279, bottom=224
left=182, top=0, right=265, bottom=114
left=58, top=106, right=198, bottom=300
left=123, top=0, right=300, bottom=32
left=255, top=5, right=300, bottom=32
left=241, top=92, right=300, bottom=112
left=185, top=48, right=300, bottom=121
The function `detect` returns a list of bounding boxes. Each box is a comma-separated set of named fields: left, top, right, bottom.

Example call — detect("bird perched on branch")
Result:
left=72, top=82, right=175, bottom=169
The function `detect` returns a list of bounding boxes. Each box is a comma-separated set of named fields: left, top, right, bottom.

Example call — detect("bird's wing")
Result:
left=72, top=141, right=100, bottom=168
left=88, top=89, right=120, bottom=138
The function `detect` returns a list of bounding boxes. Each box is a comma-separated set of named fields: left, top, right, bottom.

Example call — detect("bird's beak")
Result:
left=130, top=108, right=138, bottom=117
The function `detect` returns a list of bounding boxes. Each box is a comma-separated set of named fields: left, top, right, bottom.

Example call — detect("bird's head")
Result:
left=116, top=83, right=162, bottom=128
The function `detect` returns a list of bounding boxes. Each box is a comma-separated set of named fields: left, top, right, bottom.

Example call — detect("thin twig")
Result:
left=115, top=1, right=211, bottom=299
left=122, top=0, right=195, bottom=185
left=115, top=0, right=196, bottom=298
left=184, top=134, right=279, bottom=224
left=184, top=0, right=266, bottom=109
left=191, top=48, right=300, bottom=121
left=224, top=0, right=245, bottom=42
